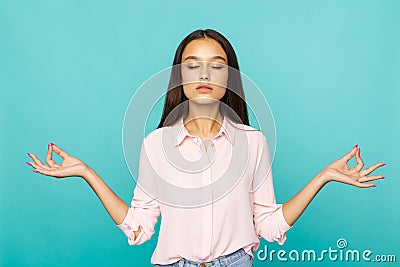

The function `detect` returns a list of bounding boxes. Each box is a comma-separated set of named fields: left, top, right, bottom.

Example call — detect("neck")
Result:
left=183, top=100, right=223, bottom=138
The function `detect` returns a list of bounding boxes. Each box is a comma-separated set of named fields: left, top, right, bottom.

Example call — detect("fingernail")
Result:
left=27, top=153, right=31, bottom=157
left=353, top=144, right=358, bottom=148
left=358, top=148, right=360, bottom=155
left=371, top=184, right=377, bottom=187
left=26, top=161, right=32, bottom=166
left=381, top=163, right=386, bottom=167
left=381, top=176, right=385, bottom=179
left=33, top=170, right=39, bottom=173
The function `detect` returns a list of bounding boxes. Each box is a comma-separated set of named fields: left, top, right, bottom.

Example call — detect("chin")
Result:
left=189, top=96, right=221, bottom=105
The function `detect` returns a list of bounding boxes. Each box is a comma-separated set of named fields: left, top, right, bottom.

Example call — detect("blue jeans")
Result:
left=155, top=248, right=253, bottom=267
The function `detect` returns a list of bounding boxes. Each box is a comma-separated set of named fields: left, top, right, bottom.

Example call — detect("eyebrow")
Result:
left=183, top=55, right=227, bottom=62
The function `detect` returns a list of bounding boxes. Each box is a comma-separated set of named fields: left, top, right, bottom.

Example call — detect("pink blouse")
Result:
left=116, top=115, right=292, bottom=265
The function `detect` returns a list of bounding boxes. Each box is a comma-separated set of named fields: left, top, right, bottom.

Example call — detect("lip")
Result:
left=196, top=84, right=213, bottom=92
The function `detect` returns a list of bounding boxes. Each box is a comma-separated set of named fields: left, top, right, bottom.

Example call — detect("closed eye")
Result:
left=210, top=62, right=226, bottom=69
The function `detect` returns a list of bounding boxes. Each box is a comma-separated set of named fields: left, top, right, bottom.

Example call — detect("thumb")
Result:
left=340, top=144, right=359, bottom=163
left=51, top=143, right=70, bottom=159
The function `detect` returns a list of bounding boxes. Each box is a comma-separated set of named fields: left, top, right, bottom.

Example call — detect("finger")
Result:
left=27, top=152, right=51, bottom=170
left=353, top=182, right=377, bottom=188
left=337, top=174, right=375, bottom=188
left=45, top=143, right=60, bottom=167
left=358, top=175, right=385, bottom=183
left=32, top=167, right=63, bottom=178
left=360, top=162, right=386, bottom=177
left=353, top=147, right=364, bottom=172
left=26, top=160, right=41, bottom=170
left=51, top=143, right=70, bottom=159
left=340, top=144, right=358, bottom=163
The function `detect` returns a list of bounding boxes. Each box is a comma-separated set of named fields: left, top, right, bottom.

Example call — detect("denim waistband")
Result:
left=162, top=248, right=248, bottom=267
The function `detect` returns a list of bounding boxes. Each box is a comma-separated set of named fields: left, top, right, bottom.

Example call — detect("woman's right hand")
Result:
left=26, top=143, right=90, bottom=178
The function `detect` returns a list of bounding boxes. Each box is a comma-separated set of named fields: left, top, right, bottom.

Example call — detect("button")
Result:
left=199, top=264, right=206, bottom=267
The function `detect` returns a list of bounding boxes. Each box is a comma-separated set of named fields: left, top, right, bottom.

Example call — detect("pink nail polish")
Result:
left=381, top=163, right=386, bottom=167
left=33, top=170, right=39, bottom=173
left=26, top=162, right=32, bottom=166
left=353, top=144, right=358, bottom=148
left=27, top=153, right=31, bottom=157
left=371, top=184, right=377, bottom=187
left=358, top=148, right=360, bottom=155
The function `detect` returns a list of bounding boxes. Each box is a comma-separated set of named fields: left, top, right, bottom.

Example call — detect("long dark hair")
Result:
left=157, top=29, right=249, bottom=128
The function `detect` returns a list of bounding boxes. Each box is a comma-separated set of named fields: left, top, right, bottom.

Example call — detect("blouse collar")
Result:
left=173, top=116, right=235, bottom=147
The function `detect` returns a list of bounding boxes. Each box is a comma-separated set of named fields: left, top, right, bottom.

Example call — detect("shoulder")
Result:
left=145, top=127, right=164, bottom=140
left=229, top=120, right=267, bottom=143
left=227, top=122, right=272, bottom=157
left=141, top=125, right=177, bottom=146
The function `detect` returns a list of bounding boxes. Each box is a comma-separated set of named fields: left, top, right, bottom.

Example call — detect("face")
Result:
left=181, top=38, right=228, bottom=105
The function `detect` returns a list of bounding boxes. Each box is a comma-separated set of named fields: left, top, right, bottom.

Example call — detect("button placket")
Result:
left=195, top=137, right=217, bottom=257
left=204, top=140, right=215, bottom=257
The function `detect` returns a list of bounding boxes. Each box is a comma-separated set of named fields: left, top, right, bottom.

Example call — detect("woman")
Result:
left=26, top=29, right=385, bottom=267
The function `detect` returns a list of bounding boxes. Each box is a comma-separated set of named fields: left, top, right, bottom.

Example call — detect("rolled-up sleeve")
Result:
left=251, top=133, right=292, bottom=245
left=116, top=138, right=161, bottom=245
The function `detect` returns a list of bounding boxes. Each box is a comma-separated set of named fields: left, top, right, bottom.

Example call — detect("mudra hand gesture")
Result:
left=317, top=144, right=385, bottom=188
left=26, top=143, right=89, bottom=178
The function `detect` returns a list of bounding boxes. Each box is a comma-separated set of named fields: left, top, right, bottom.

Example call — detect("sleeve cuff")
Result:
left=116, top=207, right=144, bottom=244
left=276, top=204, right=293, bottom=233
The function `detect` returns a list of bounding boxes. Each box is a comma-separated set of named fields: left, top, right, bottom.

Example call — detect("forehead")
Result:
left=182, top=38, right=227, bottom=61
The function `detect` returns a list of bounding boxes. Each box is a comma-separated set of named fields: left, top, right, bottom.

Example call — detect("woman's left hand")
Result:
left=317, top=144, right=385, bottom=188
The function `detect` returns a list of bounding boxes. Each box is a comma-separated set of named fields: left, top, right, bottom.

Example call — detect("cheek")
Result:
left=214, top=87, right=226, bottom=98
left=181, top=70, right=197, bottom=85
left=182, top=84, right=195, bottom=98
left=212, top=70, right=228, bottom=87
left=211, top=70, right=228, bottom=97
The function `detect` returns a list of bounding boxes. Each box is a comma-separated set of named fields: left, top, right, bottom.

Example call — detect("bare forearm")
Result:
left=82, top=167, right=129, bottom=225
left=282, top=173, right=329, bottom=226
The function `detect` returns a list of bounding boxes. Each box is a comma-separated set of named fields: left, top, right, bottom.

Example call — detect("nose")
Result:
left=199, top=72, right=209, bottom=81
left=199, top=68, right=209, bottom=81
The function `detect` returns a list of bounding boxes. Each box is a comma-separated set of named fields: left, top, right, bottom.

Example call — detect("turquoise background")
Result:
left=1, top=0, right=398, bottom=266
